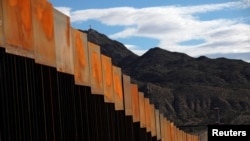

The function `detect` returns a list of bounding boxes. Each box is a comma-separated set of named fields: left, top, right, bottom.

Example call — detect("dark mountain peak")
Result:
left=147, top=47, right=162, bottom=52
left=84, top=28, right=97, bottom=34
left=87, top=28, right=98, bottom=33
left=196, top=56, right=209, bottom=61
left=138, top=47, right=194, bottom=66
left=81, top=28, right=116, bottom=45
left=144, top=47, right=192, bottom=58
left=142, top=47, right=167, bottom=57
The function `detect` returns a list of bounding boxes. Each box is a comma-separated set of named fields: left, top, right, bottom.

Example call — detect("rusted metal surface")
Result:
left=2, top=0, right=34, bottom=58
left=178, top=129, right=181, bottom=141
left=166, top=120, right=170, bottom=141
left=123, top=74, right=132, bottom=116
left=139, top=92, right=146, bottom=128
left=165, top=118, right=169, bottom=141
left=182, top=130, right=185, bottom=141
left=150, top=104, right=156, bottom=137
left=195, top=135, right=198, bottom=141
left=88, top=42, right=103, bottom=95
left=131, top=84, right=139, bottom=122
left=199, top=131, right=208, bottom=141
left=184, top=131, right=188, bottom=141
left=175, top=127, right=178, bottom=141
left=166, top=119, right=171, bottom=141
left=195, top=135, right=199, bottom=141
left=145, top=98, right=151, bottom=133
left=101, top=55, right=114, bottom=103
left=71, top=28, right=90, bottom=86
left=190, top=134, right=194, bottom=141
left=187, top=133, right=191, bottom=141
left=184, top=131, right=186, bottom=141
left=112, top=66, right=123, bottom=110
left=160, top=114, right=166, bottom=141
left=176, top=127, right=180, bottom=141
left=183, top=131, right=187, bottom=141
left=181, top=130, right=184, bottom=141
left=32, top=0, right=56, bottom=67
left=0, top=1, right=3, bottom=46
left=170, top=122, right=175, bottom=141
left=54, top=8, right=73, bottom=74
left=155, top=109, right=161, bottom=140
left=191, top=135, right=195, bottom=141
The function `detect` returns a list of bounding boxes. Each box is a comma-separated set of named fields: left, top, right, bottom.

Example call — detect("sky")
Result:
left=48, top=0, right=250, bottom=63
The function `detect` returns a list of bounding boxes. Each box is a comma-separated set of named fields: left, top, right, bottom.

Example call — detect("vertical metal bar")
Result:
left=107, top=103, right=117, bottom=141
left=101, top=54, right=114, bottom=141
left=43, top=66, right=57, bottom=141
left=145, top=98, right=152, bottom=137
left=170, top=122, right=175, bottom=141
left=155, top=109, right=161, bottom=141
left=101, top=102, right=111, bottom=141
left=138, top=92, right=147, bottom=141
left=20, top=53, right=33, bottom=141
left=56, top=72, right=77, bottom=140
left=57, top=67, right=66, bottom=141
left=116, top=110, right=126, bottom=141
left=131, top=84, right=140, bottom=140
left=32, top=57, right=46, bottom=140
left=131, top=84, right=139, bottom=123
left=121, top=110, right=127, bottom=141
left=9, top=54, right=21, bottom=141
left=0, top=48, right=11, bottom=141
left=160, top=114, right=165, bottom=141
left=122, top=75, right=134, bottom=141
left=150, top=104, right=156, bottom=139
left=147, top=132, right=152, bottom=141
left=0, top=48, right=4, bottom=140
left=0, top=1, right=4, bottom=46
left=124, top=115, right=134, bottom=141
left=140, top=126, right=147, bottom=141
left=24, top=56, right=38, bottom=141
left=81, top=86, right=91, bottom=141
left=74, top=85, right=86, bottom=141
left=86, top=90, right=99, bottom=140
left=97, top=95, right=105, bottom=140
left=34, top=63, right=47, bottom=141
left=74, top=85, right=91, bottom=141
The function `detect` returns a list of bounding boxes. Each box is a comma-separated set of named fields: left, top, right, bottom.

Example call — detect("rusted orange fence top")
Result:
left=0, top=0, right=201, bottom=140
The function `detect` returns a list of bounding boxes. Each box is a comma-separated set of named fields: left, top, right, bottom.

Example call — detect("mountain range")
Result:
left=81, top=29, right=250, bottom=133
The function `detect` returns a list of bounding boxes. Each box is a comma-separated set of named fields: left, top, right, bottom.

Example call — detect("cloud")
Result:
left=61, top=1, right=250, bottom=62
left=55, top=7, right=71, bottom=17
left=124, top=44, right=147, bottom=55
left=238, top=0, right=250, bottom=8
left=178, top=0, right=250, bottom=14
left=71, top=7, right=137, bottom=25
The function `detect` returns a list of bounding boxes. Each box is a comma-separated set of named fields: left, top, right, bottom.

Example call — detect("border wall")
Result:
left=0, top=0, right=200, bottom=140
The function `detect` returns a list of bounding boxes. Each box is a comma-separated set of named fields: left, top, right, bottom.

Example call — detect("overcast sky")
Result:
left=49, top=0, right=250, bottom=63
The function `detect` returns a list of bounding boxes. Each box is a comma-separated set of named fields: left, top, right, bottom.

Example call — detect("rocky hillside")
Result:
left=81, top=29, right=138, bottom=68
left=82, top=29, right=250, bottom=133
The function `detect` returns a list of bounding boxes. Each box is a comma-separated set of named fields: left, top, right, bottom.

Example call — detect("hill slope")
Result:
left=82, top=29, right=250, bottom=132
